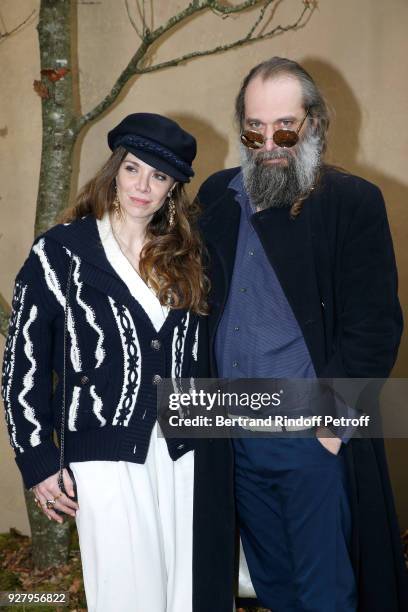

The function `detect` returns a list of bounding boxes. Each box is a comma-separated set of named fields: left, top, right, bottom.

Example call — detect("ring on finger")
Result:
left=46, top=499, right=56, bottom=510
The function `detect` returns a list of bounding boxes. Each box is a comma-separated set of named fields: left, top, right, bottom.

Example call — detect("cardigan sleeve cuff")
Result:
left=15, top=438, right=61, bottom=490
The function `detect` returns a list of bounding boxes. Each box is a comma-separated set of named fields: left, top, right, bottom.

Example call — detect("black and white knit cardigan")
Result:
left=1, top=215, right=207, bottom=489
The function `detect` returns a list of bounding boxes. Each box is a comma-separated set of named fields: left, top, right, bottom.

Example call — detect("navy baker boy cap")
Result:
left=107, top=113, right=197, bottom=183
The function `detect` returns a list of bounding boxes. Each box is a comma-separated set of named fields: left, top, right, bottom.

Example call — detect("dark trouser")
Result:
left=234, top=436, right=357, bottom=612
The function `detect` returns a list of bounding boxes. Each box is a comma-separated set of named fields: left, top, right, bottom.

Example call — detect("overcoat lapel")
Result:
left=251, top=195, right=326, bottom=371
left=200, top=188, right=241, bottom=344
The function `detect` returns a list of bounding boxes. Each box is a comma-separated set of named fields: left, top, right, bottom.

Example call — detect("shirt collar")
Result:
left=228, top=170, right=256, bottom=218
left=228, top=170, right=245, bottom=194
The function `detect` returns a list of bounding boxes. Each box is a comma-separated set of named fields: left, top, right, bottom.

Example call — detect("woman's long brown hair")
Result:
left=60, top=147, right=209, bottom=314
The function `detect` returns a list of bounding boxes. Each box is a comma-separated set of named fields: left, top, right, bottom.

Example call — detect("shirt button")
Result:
left=151, top=339, right=161, bottom=350
left=80, top=375, right=89, bottom=385
left=240, top=288, right=247, bottom=293
left=232, top=361, right=238, bottom=368
left=152, top=374, right=162, bottom=385
left=234, top=326, right=240, bottom=331
left=249, top=250, right=254, bottom=256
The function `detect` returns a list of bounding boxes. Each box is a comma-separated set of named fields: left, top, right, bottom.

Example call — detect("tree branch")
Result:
left=77, top=0, right=310, bottom=129
left=139, top=3, right=312, bottom=75
left=139, top=0, right=147, bottom=37
left=76, top=0, right=212, bottom=128
left=208, top=0, right=269, bottom=15
left=76, top=39, right=150, bottom=130
left=125, top=0, right=143, bottom=39
left=0, top=9, right=36, bottom=43
left=247, top=0, right=275, bottom=39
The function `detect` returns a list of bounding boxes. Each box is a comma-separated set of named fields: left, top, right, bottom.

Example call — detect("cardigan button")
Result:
left=80, top=375, right=89, bottom=385
left=152, top=374, right=162, bottom=385
left=151, top=339, right=161, bottom=351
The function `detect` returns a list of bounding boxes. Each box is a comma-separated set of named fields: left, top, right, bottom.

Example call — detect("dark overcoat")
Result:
left=195, top=166, right=408, bottom=612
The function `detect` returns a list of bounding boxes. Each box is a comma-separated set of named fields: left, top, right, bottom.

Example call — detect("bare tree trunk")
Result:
left=28, top=0, right=75, bottom=567
left=24, top=489, right=71, bottom=569
left=35, top=0, right=78, bottom=236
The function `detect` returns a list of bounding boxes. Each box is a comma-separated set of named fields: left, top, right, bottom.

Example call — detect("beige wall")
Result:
left=1, top=0, right=407, bottom=535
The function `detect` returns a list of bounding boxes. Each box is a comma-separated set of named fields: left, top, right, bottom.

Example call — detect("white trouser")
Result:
left=70, top=425, right=194, bottom=612
left=238, top=539, right=257, bottom=599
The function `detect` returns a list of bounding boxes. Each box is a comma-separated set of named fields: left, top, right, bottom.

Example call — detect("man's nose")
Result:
left=263, top=126, right=277, bottom=152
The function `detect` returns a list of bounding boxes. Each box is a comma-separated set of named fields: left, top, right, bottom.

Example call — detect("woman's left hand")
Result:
left=32, top=468, right=79, bottom=523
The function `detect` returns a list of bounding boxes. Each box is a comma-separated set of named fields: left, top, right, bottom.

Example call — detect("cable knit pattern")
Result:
left=18, top=305, right=41, bottom=447
left=68, top=386, right=81, bottom=432
left=1, top=281, right=27, bottom=453
left=89, top=385, right=106, bottom=427
left=192, top=321, right=199, bottom=362
left=172, top=312, right=190, bottom=378
left=109, top=298, right=141, bottom=427
left=1, top=215, right=205, bottom=489
left=72, top=255, right=105, bottom=368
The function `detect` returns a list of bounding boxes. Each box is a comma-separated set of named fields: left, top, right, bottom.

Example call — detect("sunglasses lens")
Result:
left=241, top=130, right=264, bottom=149
left=273, top=130, right=299, bottom=148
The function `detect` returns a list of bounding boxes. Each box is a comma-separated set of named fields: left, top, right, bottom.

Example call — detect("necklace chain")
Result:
left=110, top=224, right=169, bottom=318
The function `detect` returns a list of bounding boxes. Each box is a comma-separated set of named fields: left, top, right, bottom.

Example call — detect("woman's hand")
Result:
left=32, top=469, right=79, bottom=524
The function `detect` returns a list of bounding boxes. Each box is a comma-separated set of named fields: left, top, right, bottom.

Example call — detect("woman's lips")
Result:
left=128, top=196, right=151, bottom=204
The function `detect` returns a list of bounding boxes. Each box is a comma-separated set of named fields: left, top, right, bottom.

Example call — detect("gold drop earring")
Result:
left=113, top=185, right=121, bottom=218
left=167, top=190, right=176, bottom=228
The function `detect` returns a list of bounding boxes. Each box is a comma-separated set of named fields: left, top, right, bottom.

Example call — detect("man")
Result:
left=197, top=57, right=408, bottom=611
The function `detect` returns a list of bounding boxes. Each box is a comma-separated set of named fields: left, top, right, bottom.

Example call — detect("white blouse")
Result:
left=96, top=213, right=169, bottom=332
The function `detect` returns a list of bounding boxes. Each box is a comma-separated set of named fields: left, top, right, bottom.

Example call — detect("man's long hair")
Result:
left=235, top=56, right=330, bottom=157
left=60, top=147, right=209, bottom=314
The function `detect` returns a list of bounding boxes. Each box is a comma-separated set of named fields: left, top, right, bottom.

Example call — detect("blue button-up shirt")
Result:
left=215, top=172, right=316, bottom=382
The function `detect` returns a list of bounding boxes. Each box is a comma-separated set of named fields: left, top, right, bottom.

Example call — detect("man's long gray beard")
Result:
left=240, top=132, right=322, bottom=210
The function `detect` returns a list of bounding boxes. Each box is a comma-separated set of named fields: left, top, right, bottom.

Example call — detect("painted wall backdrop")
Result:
left=0, top=0, right=407, bottom=534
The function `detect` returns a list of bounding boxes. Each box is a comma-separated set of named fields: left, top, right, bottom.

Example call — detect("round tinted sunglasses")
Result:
left=241, top=108, right=310, bottom=149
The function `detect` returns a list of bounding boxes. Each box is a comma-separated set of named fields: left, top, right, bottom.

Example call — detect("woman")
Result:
left=1, top=113, right=234, bottom=611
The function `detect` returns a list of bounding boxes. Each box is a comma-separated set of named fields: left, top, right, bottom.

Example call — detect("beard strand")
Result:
left=240, top=131, right=322, bottom=211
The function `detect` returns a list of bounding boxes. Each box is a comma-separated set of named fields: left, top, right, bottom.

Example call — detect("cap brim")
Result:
left=121, top=146, right=193, bottom=183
